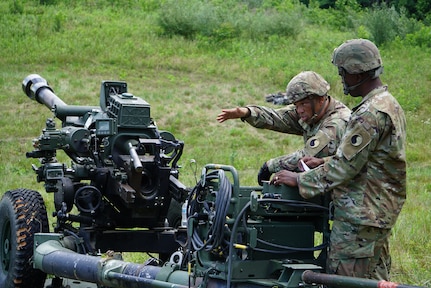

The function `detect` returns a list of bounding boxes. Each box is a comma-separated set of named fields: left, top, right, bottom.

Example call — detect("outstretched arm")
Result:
left=216, top=107, right=250, bottom=123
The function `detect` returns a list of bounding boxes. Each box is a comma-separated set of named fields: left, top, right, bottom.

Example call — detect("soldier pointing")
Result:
left=217, top=70, right=351, bottom=185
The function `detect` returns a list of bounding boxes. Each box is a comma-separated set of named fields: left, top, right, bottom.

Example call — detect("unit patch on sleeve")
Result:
left=304, top=130, right=330, bottom=156
left=341, top=124, right=372, bottom=161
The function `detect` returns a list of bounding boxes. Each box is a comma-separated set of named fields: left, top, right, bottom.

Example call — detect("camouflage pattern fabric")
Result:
left=332, top=39, right=383, bottom=75
left=327, top=220, right=391, bottom=280
left=244, top=96, right=351, bottom=172
left=284, top=71, right=330, bottom=104
left=297, top=86, right=406, bottom=279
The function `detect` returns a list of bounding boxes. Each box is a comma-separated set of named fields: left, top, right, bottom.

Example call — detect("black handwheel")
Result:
left=0, top=189, right=49, bottom=288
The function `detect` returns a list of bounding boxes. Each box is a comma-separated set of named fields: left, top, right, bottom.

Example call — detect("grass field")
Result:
left=0, top=0, right=430, bottom=286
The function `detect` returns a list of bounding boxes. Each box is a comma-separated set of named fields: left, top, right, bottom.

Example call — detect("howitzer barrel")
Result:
left=22, top=74, right=66, bottom=109
left=22, top=74, right=99, bottom=121
left=302, top=270, right=424, bottom=288
left=34, top=237, right=190, bottom=288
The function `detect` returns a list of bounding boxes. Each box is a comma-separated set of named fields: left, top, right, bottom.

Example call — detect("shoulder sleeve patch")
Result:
left=304, top=130, right=331, bottom=156
left=340, top=124, right=372, bottom=161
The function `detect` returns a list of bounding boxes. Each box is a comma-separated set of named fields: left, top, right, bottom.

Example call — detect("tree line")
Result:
left=301, top=0, right=430, bottom=21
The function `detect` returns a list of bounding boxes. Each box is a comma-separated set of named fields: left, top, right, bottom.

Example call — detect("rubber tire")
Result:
left=0, top=189, right=49, bottom=288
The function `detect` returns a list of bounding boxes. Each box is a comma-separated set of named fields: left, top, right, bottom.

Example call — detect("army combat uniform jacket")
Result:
left=243, top=96, right=351, bottom=172
left=297, top=87, right=406, bottom=267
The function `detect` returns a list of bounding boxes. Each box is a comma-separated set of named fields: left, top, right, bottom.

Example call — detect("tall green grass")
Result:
left=0, top=0, right=430, bottom=286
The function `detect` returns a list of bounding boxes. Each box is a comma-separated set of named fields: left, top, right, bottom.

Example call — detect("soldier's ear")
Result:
left=318, top=95, right=327, bottom=105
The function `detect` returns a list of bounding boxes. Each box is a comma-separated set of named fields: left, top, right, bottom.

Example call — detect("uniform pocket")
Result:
left=329, top=221, right=375, bottom=259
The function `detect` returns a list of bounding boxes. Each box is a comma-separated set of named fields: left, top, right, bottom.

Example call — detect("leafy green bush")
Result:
left=239, top=8, right=304, bottom=40
left=405, top=25, right=431, bottom=48
left=39, top=0, right=57, bottom=5
left=157, top=0, right=304, bottom=42
left=308, top=1, right=422, bottom=46
left=362, top=4, right=420, bottom=46
left=302, top=0, right=431, bottom=21
left=304, top=0, right=362, bottom=31
left=157, top=0, right=221, bottom=39
left=9, top=0, right=24, bottom=14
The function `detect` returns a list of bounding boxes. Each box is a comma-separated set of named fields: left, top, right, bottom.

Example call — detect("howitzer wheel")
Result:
left=0, top=189, right=49, bottom=288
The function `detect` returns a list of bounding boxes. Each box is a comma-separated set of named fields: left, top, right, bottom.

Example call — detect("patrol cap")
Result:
left=332, top=39, right=383, bottom=76
left=285, top=71, right=330, bottom=104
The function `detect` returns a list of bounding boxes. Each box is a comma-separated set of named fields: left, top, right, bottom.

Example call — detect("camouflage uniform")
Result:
left=297, top=40, right=407, bottom=280
left=243, top=71, right=351, bottom=173
left=244, top=98, right=351, bottom=172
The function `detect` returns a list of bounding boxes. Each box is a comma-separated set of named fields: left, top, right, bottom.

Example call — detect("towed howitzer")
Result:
left=0, top=75, right=424, bottom=288
left=22, top=74, right=187, bottom=226
left=0, top=74, right=187, bottom=288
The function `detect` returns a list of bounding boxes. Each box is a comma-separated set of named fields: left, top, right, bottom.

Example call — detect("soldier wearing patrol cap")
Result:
left=274, top=39, right=407, bottom=281
left=216, top=70, right=351, bottom=185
